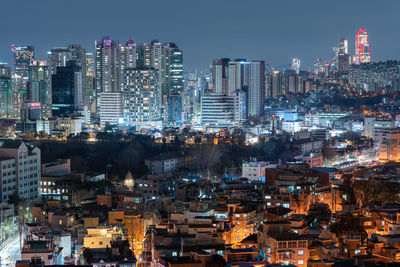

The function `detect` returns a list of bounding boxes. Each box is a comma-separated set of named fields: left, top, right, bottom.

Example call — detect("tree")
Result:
left=322, top=141, right=338, bottom=161
left=192, top=145, right=223, bottom=178
left=330, top=214, right=367, bottom=241
left=7, top=190, right=20, bottom=206
left=353, top=178, right=400, bottom=207
left=16, top=202, right=30, bottom=250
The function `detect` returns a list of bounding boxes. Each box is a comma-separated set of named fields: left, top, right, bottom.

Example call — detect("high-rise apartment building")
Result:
left=354, top=29, right=371, bottom=64
left=122, top=68, right=162, bottom=129
left=95, top=36, right=121, bottom=95
left=136, top=40, right=183, bottom=123
left=120, top=39, right=137, bottom=91
left=137, top=42, right=183, bottom=94
left=245, top=61, right=265, bottom=117
left=94, top=37, right=183, bottom=125
left=212, top=58, right=229, bottom=94
left=11, top=45, right=34, bottom=77
left=211, top=58, right=265, bottom=118
left=227, top=59, right=246, bottom=95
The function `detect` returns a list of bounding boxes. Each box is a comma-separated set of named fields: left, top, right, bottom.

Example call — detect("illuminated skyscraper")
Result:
left=85, top=53, right=95, bottom=112
left=27, top=61, right=51, bottom=118
left=95, top=36, right=121, bottom=95
left=136, top=40, right=183, bottom=123
left=337, top=38, right=350, bottom=72
left=354, top=29, right=371, bottom=64
left=212, top=58, right=229, bottom=94
left=67, top=44, right=93, bottom=112
left=244, top=61, right=265, bottom=118
left=163, top=42, right=183, bottom=96
left=228, top=59, right=246, bottom=95
left=11, top=45, right=34, bottom=77
left=339, top=38, right=348, bottom=55
left=122, top=68, right=162, bottom=129
left=0, top=64, right=12, bottom=118
left=120, top=39, right=137, bottom=91
left=51, top=61, right=82, bottom=116
left=290, top=58, right=301, bottom=74
left=47, top=48, right=69, bottom=76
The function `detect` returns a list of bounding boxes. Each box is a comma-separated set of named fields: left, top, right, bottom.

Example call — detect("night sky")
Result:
left=1, top=0, right=399, bottom=71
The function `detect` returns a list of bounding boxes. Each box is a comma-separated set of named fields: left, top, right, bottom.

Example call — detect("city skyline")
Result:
left=3, top=1, right=400, bottom=266
left=0, top=0, right=399, bottom=71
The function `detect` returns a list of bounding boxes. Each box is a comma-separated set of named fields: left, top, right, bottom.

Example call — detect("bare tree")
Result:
left=353, top=178, right=400, bottom=208
left=16, top=202, right=30, bottom=250
left=193, top=145, right=223, bottom=178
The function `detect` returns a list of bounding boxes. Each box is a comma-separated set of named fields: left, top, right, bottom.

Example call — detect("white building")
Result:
left=364, top=117, right=375, bottom=138
left=99, top=92, right=122, bottom=127
left=145, top=153, right=183, bottom=174
left=0, top=157, right=17, bottom=203
left=242, top=161, right=275, bottom=181
left=364, top=117, right=396, bottom=141
left=373, top=119, right=395, bottom=141
left=200, top=93, right=245, bottom=128
left=36, top=119, right=51, bottom=135
left=57, top=117, right=82, bottom=135
left=228, top=60, right=244, bottom=95
left=0, top=140, right=41, bottom=203
left=282, top=120, right=303, bottom=133
left=304, top=113, right=319, bottom=126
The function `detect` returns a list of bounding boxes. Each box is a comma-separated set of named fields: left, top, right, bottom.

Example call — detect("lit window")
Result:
left=298, top=260, right=304, bottom=265
left=298, top=250, right=303, bottom=255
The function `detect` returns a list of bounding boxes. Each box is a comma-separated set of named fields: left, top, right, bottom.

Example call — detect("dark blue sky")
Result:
left=1, top=0, right=399, bottom=71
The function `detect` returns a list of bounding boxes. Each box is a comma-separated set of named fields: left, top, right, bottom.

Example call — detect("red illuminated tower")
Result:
left=354, top=29, right=371, bottom=64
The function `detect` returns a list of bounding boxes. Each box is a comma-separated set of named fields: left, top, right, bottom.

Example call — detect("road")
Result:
left=0, top=235, right=22, bottom=266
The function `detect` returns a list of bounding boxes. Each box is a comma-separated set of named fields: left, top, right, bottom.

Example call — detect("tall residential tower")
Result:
left=354, top=29, right=371, bottom=64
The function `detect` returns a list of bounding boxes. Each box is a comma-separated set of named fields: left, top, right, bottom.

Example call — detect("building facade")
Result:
left=99, top=92, right=122, bottom=126
left=122, top=68, right=161, bottom=128
left=0, top=141, right=41, bottom=203
left=51, top=62, right=83, bottom=117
